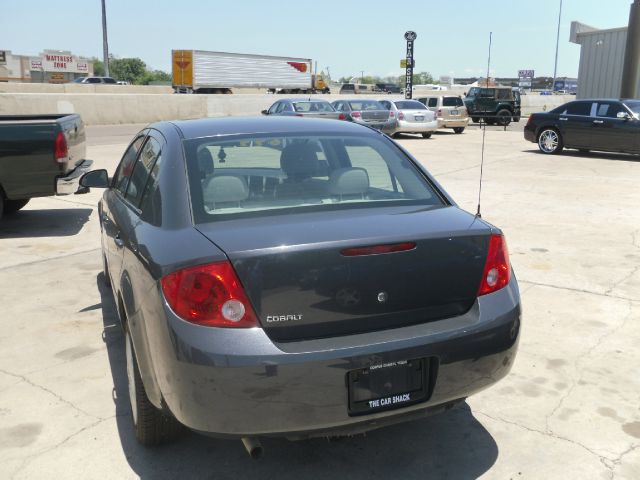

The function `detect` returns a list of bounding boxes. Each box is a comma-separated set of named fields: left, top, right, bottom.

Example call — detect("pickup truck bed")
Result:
left=0, top=114, right=92, bottom=218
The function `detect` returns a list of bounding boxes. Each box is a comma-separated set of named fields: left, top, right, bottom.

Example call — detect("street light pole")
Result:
left=360, top=70, right=364, bottom=83
left=101, top=0, right=110, bottom=76
left=552, top=0, right=563, bottom=92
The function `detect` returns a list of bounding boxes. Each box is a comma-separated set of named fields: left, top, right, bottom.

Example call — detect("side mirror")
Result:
left=261, top=109, right=269, bottom=115
left=80, top=169, right=109, bottom=188
left=617, top=111, right=631, bottom=120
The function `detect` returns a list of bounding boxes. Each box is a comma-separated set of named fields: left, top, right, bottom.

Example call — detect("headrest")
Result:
left=280, top=143, right=319, bottom=180
left=197, top=148, right=214, bottom=177
left=203, top=175, right=249, bottom=205
left=328, top=168, right=370, bottom=196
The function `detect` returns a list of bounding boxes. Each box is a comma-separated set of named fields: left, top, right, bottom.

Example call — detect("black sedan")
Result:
left=80, top=117, right=520, bottom=455
left=525, top=98, right=640, bottom=154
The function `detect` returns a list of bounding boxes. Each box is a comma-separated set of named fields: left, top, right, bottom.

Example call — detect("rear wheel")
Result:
left=126, top=330, right=182, bottom=446
left=421, top=132, right=432, bottom=139
left=496, top=109, right=512, bottom=126
left=453, top=127, right=465, bottom=134
left=537, top=128, right=564, bottom=154
left=3, top=199, right=29, bottom=214
left=471, top=117, right=480, bottom=123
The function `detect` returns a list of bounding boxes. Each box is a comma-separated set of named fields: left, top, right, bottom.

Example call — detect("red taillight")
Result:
left=341, top=242, right=416, bottom=257
left=295, top=113, right=304, bottom=117
left=161, top=261, right=258, bottom=328
left=54, top=132, right=68, bottom=163
left=389, top=111, right=395, bottom=118
left=351, top=111, right=362, bottom=118
left=338, top=113, right=346, bottom=120
left=526, top=115, right=533, bottom=126
left=398, top=112, right=405, bottom=120
left=436, top=109, right=443, bottom=118
left=478, top=234, right=511, bottom=296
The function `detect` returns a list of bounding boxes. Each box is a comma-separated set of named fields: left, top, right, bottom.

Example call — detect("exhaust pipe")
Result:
left=241, top=437, right=263, bottom=459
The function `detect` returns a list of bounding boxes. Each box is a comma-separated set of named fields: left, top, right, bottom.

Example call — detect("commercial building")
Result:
left=0, top=49, right=94, bottom=83
left=570, top=22, right=632, bottom=99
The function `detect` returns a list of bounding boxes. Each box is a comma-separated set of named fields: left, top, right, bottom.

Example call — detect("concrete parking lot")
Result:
left=1, top=124, right=638, bottom=479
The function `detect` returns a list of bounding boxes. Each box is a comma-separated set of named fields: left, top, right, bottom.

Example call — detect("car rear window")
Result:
left=348, top=100, right=384, bottom=111
left=293, top=102, right=335, bottom=112
left=442, top=97, right=463, bottom=107
left=184, top=133, right=444, bottom=222
left=394, top=101, right=427, bottom=110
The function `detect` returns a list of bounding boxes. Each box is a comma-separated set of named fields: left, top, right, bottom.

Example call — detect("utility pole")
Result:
left=621, top=0, right=640, bottom=98
left=360, top=70, right=364, bottom=83
left=101, top=0, right=110, bottom=76
left=552, top=0, right=563, bottom=92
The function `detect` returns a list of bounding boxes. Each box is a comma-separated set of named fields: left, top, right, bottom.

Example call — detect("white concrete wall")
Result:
left=0, top=83, right=173, bottom=94
left=0, top=92, right=574, bottom=125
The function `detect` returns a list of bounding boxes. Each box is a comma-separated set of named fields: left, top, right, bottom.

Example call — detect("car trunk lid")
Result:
left=196, top=205, right=491, bottom=342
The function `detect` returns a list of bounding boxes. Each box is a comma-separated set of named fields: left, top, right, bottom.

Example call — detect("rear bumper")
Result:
left=393, top=119, right=439, bottom=134
left=438, top=118, right=469, bottom=128
left=55, top=159, right=93, bottom=195
left=524, top=125, right=536, bottom=143
left=148, top=277, right=521, bottom=438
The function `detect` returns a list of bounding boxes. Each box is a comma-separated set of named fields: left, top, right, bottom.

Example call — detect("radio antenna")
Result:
left=477, top=31, right=492, bottom=218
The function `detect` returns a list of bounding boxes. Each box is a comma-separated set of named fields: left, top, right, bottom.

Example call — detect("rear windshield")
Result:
left=184, top=133, right=444, bottom=222
left=394, top=100, right=427, bottom=110
left=293, top=102, right=335, bottom=113
left=442, top=97, right=464, bottom=107
left=348, top=100, right=384, bottom=111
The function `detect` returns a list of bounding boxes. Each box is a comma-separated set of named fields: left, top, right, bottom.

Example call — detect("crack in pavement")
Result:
left=0, top=368, right=102, bottom=421
left=609, top=443, right=640, bottom=479
left=0, top=248, right=101, bottom=272
left=8, top=416, right=113, bottom=480
left=475, top=410, right=615, bottom=473
left=544, top=300, right=635, bottom=435
left=518, top=279, right=640, bottom=303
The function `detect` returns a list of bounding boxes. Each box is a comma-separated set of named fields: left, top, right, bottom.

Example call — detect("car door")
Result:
left=118, top=133, right=164, bottom=314
left=591, top=101, right=638, bottom=153
left=556, top=101, right=595, bottom=148
left=102, top=133, right=148, bottom=289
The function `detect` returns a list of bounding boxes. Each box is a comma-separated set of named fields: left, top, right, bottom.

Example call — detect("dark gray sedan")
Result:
left=80, top=117, right=520, bottom=455
left=332, top=99, right=396, bottom=134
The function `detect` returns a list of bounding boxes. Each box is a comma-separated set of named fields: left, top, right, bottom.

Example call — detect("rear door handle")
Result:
left=593, top=120, right=604, bottom=124
left=559, top=117, right=568, bottom=121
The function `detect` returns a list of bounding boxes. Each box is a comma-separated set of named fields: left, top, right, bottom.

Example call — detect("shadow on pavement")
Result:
left=97, top=274, right=499, bottom=480
left=0, top=208, right=92, bottom=238
left=523, top=148, right=640, bottom=163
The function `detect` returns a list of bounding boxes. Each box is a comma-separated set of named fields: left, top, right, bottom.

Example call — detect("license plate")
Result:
left=414, top=115, right=424, bottom=121
left=451, top=110, right=459, bottom=115
left=347, top=358, right=429, bottom=416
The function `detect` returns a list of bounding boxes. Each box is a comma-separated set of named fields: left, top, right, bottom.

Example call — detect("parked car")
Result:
left=80, top=116, right=520, bottom=453
left=378, top=99, right=438, bottom=138
left=464, top=86, right=521, bottom=126
left=525, top=98, right=640, bottom=155
left=418, top=96, right=469, bottom=134
left=71, top=76, right=118, bottom=84
left=0, top=114, right=92, bottom=219
left=374, top=83, right=402, bottom=94
left=332, top=99, right=395, bottom=133
left=261, top=99, right=341, bottom=119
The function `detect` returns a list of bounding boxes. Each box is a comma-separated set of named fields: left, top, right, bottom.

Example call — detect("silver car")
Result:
left=332, top=99, right=395, bottom=134
left=378, top=99, right=438, bottom=138
left=262, top=99, right=341, bottom=120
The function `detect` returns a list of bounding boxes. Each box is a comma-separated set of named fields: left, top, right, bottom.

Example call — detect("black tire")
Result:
left=513, top=116, right=521, bottom=123
left=3, top=199, right=30, bottom=214
left=421, top=132, right=432, bottom=139
left=537, top=128, right=564, bottom=154
left=496, top=109, right=512, bottom=126
left=485, top=118, right=496, bottom=126
left=471, top=117, right=480, bottom=123
left=126, top=330, right=182, bottom=446
left=453, top=127, right=465, bottom=134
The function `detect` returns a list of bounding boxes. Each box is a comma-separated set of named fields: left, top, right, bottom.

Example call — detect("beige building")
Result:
left=0, top=49, right=94, bottom=83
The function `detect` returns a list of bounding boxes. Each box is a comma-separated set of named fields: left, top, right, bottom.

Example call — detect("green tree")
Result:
left=109, top=57, right=148, bottom=84
left=140, top=69, right=172, bottom=85
left=91, top=57, right=105, bottom=76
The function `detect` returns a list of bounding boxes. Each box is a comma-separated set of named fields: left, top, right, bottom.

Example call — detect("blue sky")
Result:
left=0, top=0, right=634, bottom=79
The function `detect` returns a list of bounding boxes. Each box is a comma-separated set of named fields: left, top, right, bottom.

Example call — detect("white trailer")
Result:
left=172, top=50, right=316, bottom=94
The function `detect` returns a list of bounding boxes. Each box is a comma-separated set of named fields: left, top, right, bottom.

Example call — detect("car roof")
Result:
left=163, top=116, right=382, bottom=140
left=284, top=98, right=332, bottom=103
